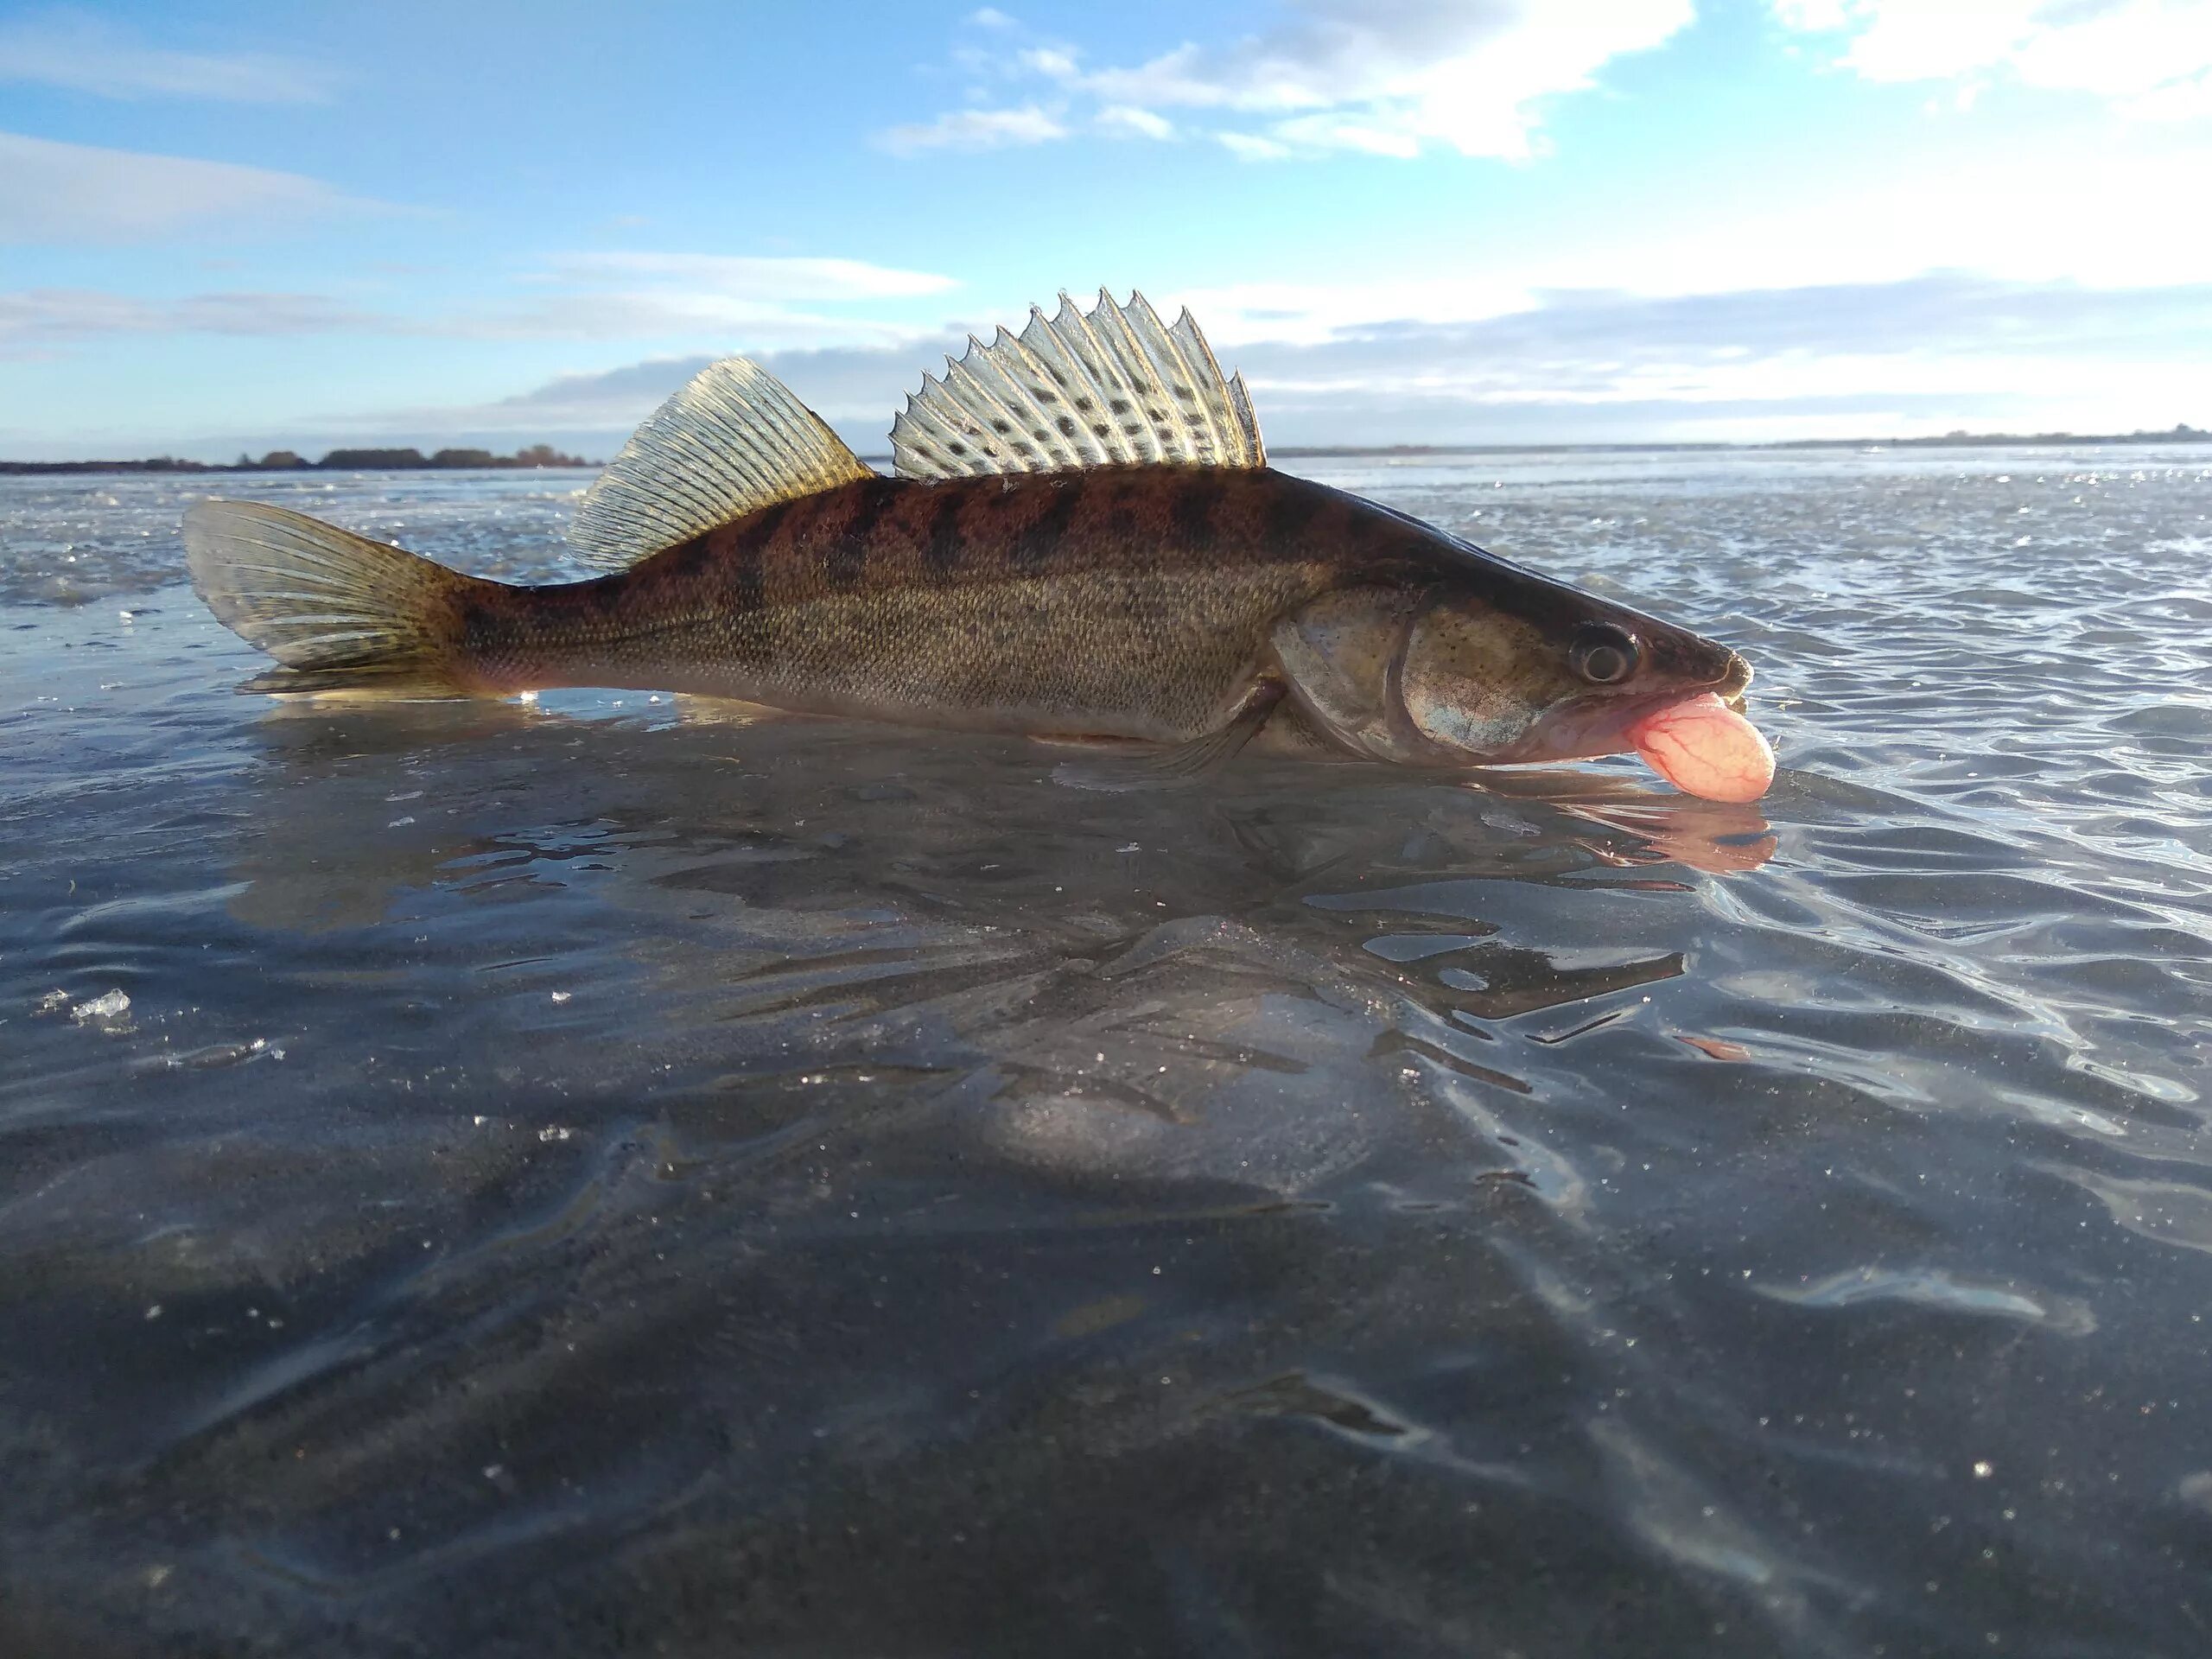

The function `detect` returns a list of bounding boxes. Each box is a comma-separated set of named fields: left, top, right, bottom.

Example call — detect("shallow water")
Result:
left=3, top=448, right=2210, bottom=1656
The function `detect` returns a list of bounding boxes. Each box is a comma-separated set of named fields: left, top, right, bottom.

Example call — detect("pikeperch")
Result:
left=184, top=290, right=1775, bottom=801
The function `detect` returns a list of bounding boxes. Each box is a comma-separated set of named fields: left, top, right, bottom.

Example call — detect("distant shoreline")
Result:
left=1272, top=423, right=2209, bottom=458
left=0, top=444, right=603, bottom=477
left=3, top=425, right=2203, bottom=475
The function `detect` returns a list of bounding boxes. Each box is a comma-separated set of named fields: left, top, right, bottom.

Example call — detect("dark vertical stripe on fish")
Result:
left=1171, top=473, right=1219, bottom=558
left=1013, top=482, right=1083, bottom=573
left=730, top=499, right=789, bottom=611
left=455, top=589, right=497, bottom=659
left=1098, top=474, right=1141, bottom=556
left=827, top=478, right=895, bottom=590
left=1263, top=474, right=1312, bottom=552
left=924, top=489, right=964, bottom=575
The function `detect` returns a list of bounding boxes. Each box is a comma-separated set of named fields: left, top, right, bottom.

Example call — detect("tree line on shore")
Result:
left=0, top=444, right=602, bottom=475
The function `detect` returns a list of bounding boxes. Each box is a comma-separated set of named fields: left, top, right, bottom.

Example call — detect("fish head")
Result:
left=1397, top=582, right=1751, bottom=766
left=1273, top=572, right=1766, bottom=798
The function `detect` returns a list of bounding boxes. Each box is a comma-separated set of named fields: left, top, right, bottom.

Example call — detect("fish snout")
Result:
left=1714, top=652, right=1753, bottom=709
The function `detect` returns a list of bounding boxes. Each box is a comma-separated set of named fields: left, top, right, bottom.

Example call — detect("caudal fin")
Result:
left=182, top=500, right=484, bottom=694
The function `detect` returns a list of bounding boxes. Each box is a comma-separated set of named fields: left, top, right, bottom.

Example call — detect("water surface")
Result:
left=4, top=448, right=2210, bottom=1656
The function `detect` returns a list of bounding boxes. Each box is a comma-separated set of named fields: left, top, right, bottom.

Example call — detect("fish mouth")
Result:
left=1497, top=692, right=1692, bottom=766
left=1498, top=655, right=1755, bottom=769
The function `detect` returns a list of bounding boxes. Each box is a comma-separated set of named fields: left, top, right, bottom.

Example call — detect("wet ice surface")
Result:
left=3, top=451, right=2211, bottom=1656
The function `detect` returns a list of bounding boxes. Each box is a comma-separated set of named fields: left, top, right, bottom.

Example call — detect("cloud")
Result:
left=468, top=338, right=964, bottom=430
left=1096, top=104, right=1175, bottom=140
left=0, top=130, right=371, bottom=243
left=0, top=8, right=334, bottom=103
left=0, top=287, right=379, bottom=353
left=357, top=272, right=2212, bottom=455
left=1217, top=131, right=1293, bottom=161
left=889, top=1, right=1694, bottom=162
left=1, top=252, right=963, bottom=358
left=1770, top=0, right=2212, bottom=119
left=537, top=253, right=957, bottom=302
left=22, top=272, right=2207, bottom=458
left=875, top=105, right=1068, bottom=154
left=1212, top=273, right=2212, bottom=377
left=456, top=251, right=960, bottom=344
left=1179, top=273, right=2212, bottom=442
left=1018, top=46, right=1080, bottom=78
left=337, top=334, right=972, bottom=459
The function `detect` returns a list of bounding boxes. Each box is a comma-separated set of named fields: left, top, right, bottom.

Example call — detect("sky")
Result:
left=3, top=0, right=2209, bottom=459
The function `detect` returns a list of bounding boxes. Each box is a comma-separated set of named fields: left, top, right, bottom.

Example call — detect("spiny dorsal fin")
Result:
left=569, top=356, right=875, bottom=572
left=892, top=289, right=1265, bottom=480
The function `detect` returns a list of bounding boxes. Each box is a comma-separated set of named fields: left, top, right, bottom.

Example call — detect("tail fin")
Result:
left=182, top=500, right=482, bottom=694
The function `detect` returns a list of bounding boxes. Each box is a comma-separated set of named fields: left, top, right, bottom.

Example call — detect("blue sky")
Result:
left=3, top=0, right=2209, bottom=459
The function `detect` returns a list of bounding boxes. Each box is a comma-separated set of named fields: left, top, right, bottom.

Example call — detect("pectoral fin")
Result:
left=1052, top=679, right=1286, bottom=791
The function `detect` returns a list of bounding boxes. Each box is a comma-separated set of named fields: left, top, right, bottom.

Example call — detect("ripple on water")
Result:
left=5, top=449, right=2212, bottom=1656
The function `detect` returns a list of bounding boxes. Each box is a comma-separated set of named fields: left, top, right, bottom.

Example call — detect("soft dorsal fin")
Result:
left=568, top=356, right=875, bottom=572
left=891, top=289, right=1265, bottom=480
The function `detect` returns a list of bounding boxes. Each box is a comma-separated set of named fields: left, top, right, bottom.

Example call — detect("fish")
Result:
left=183, top=289, right=1775, bottom=802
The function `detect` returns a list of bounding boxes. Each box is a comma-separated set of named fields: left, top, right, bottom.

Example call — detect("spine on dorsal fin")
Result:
left=890, top=289, right=1266, bottom=480
left=568, top=356, right=876, bottom=572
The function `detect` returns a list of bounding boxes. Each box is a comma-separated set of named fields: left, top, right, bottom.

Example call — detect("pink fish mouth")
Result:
left=1505, top=686, right=1776, bottom=804
left=1624, top=692, right=1775, bottom=803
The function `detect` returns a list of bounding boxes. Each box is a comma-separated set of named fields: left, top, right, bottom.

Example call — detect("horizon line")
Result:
left=4, top=422, right=2209, bottom=475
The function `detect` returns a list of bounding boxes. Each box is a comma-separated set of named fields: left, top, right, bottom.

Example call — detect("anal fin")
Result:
left=238, top=664, right=471, bottom=699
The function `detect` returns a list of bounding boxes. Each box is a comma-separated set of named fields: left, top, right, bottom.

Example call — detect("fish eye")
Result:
left=1570, top=624, right=1640, bottom=685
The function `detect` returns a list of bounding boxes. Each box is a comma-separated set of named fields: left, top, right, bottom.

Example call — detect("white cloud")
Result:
left=0, top=287, right=378, bottom=351
left=875, top=104, right=1068, bottom=154
left=455, top=299, right=929, bottom=345
left=378, top=273, right=2212, bottom=453
left=467, top=251, right=959, bottom=344
left=0, top=130, right=370, bottom=243
left=1217, top=131, right=1294, bottom=161
left=1096, top=105, right=1175, bottom=140
left=1019, top=46, right=1080, bottom=78
left=0, top=8, right=334, bottom=103
left=1772, top=0, right=2212, bottom=119
left=2129, top=72, right=2212, bottom=121
left=1193, top=273, right=2212, bottom=443
left=538, top=253, right=957, bottom=302
left=1268, top=112, right=1422, bottom=158
left=448, top=337, right=967, bottom=435
left=22, top=274, right=2209, bottom=457
left=1169, top=277, right=1541, bottom=344
left=0, top=252, right=963, bottom=358
left=299, top=335, right=972, bottom=456
left=890, top=1, right=1695, bottom=162
left=1622, top=139, right=2212, bottom=291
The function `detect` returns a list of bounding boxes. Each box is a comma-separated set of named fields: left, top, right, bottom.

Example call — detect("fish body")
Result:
left=453, top=467, right=1351, bottom=738
left=185, top=290, right=1775, bottom=800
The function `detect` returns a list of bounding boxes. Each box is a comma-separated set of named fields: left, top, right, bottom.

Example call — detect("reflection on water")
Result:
left=3, top=450, right=2212, bottom=1657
